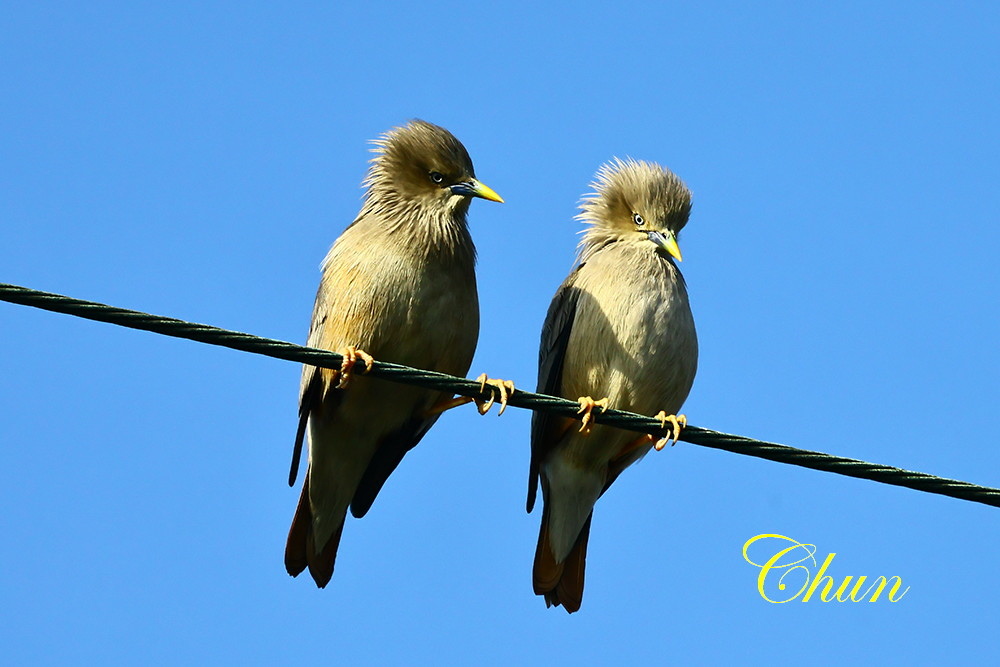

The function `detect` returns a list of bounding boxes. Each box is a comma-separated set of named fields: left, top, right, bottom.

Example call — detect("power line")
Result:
left=2, top=281, right=998, bottom=509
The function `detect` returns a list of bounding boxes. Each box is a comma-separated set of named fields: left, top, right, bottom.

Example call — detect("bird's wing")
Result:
left=288, top=278, right=338, bottom=486
left=288, top=371, right=322, bottom=486
left=349, top=410, right=441, bottom=518
left=527, top=265, right=584, bottom=512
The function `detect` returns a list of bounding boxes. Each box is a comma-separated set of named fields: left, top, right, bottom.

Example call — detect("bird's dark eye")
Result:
left=633, top=213, right=645, bottom=226
left=429, top=171, right=445, bottom=184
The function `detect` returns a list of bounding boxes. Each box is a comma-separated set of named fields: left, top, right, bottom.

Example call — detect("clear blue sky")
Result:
left=2, top=2, right=998, bottom=664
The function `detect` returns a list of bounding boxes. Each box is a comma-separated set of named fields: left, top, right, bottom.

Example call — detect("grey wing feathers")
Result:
left=288, top=280, right=334, bottom=486
left=349, top=413, right=439, bottom=518
left=527, top=266, right=584, bottom=513
left=288, top=371, right=322, bottom=486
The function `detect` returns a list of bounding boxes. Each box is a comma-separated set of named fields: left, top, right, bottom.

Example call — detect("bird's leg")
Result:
left=423, top=374, right=516, bottom=417
left=576, top=396, right=610, bottom=435
left=615, top=434, right=655, bottom=460
left=652, top=411, right=687, bottom=450
left=335, top=346, right=375, bottom=389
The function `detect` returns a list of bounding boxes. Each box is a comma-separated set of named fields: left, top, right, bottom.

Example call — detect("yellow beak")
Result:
left=451, top=179, right=504, bottom=203
left=468, top=179, right=504, bottom=203
left=649, top=230, right=683, bottom=262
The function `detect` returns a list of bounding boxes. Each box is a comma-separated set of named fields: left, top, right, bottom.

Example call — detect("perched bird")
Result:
left=527, top=158, right=698, bottom=613
left=285, top=120, right=506, bottom=588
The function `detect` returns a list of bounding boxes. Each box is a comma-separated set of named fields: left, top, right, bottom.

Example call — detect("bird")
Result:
left=527, top=158, right=698, bottom=613
left=285, top=120, right=508, bottom=588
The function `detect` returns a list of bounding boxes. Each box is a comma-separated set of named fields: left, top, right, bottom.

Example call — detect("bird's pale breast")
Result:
left=560, top=242, right=698, bottom=467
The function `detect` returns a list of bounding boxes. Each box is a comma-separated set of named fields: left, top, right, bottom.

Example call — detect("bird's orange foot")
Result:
left=652, top=411, right=687, bottom=450
left=474, top=373, right=516, bottom=415
left=336, top=346, right=375, bottom=389
left=576, top=396, right=610, bottom=435
left=420, top=374, right=515, bottom=417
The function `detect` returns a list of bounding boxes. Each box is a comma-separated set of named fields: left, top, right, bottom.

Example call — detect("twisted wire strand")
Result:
left=2, top=281, right=998, bottom=509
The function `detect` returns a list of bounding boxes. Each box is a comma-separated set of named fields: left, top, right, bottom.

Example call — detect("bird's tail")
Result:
left=284, top=473, right=345, bottom=588
left=533, top=503, right=593, bottom=613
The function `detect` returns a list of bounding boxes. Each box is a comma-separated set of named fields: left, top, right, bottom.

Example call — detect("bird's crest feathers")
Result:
left=362, top=119, right=476, bottom=206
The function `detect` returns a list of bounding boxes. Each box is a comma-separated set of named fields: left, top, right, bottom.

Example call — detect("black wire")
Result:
left=2, top=281, right=998, bottom=509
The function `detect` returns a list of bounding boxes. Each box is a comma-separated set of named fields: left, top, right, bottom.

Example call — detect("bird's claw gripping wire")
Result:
left=335, top=346, right=375, bottom=389
left=421, top=373, right=515, bottom=417
left=653, top=411, right=687, bottom=450
left=576, top=396, right=610, bottom=435
left=474, top=374, right=515, bottom=415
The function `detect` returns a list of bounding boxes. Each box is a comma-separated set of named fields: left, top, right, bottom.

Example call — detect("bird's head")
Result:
left=365, top=120, right=503, bottom=217
left=577, top=158, right=691, bottom=262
